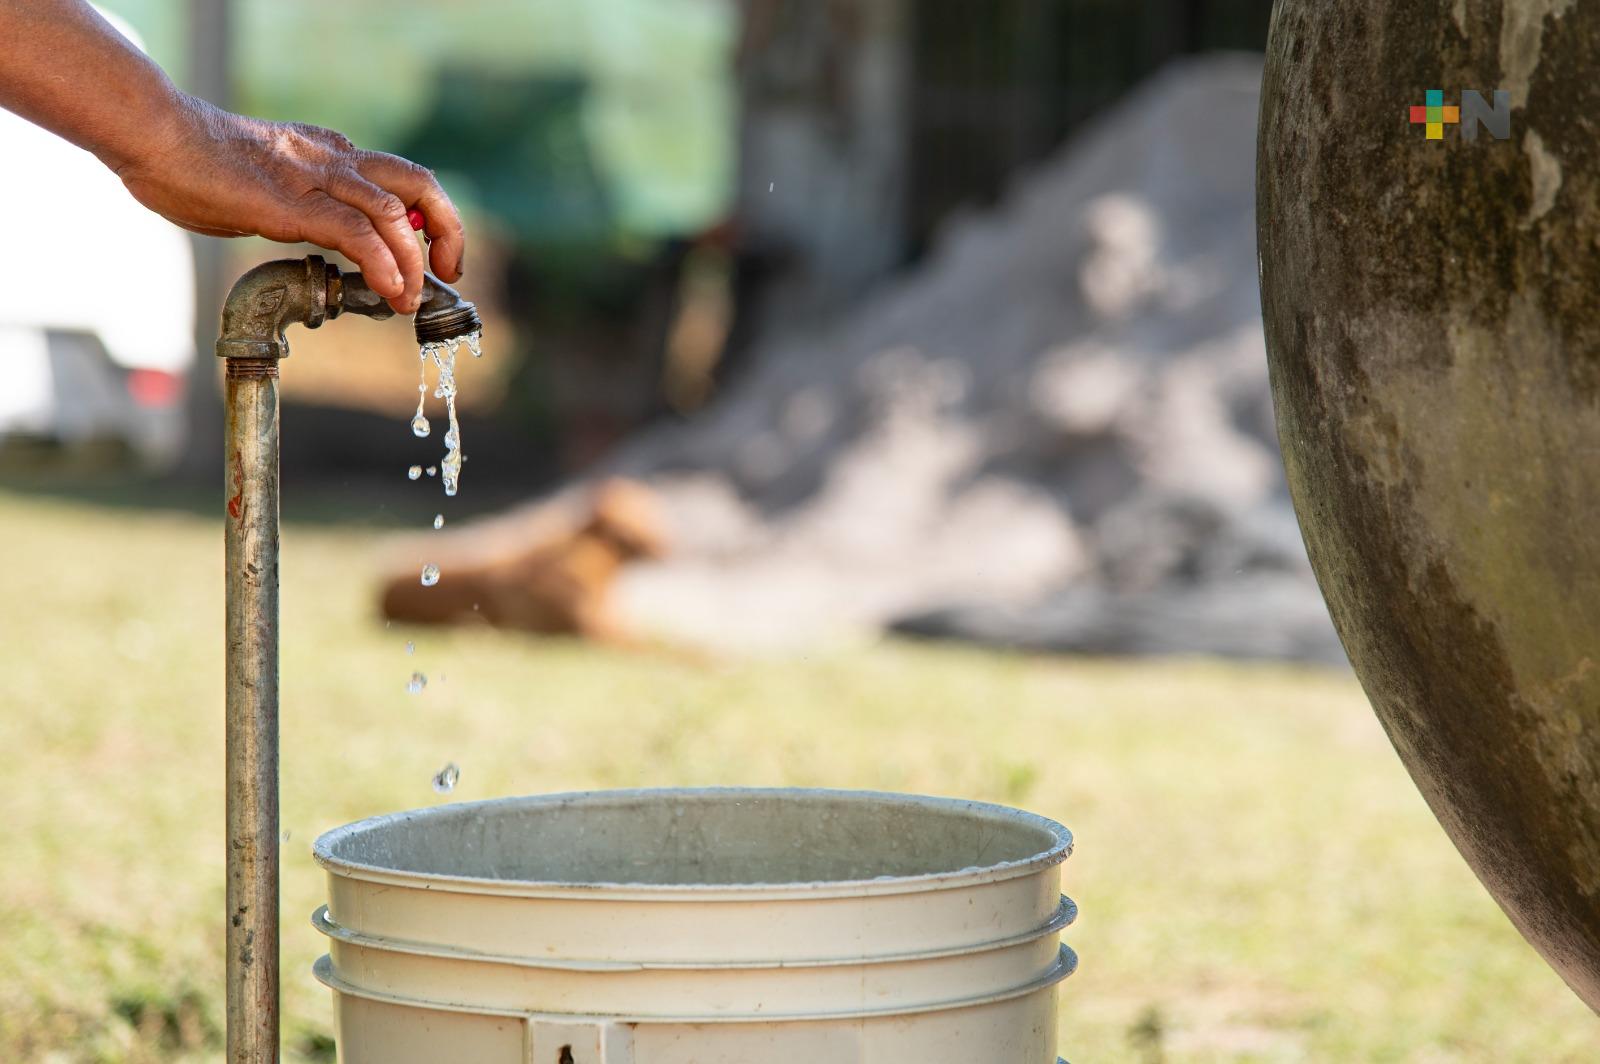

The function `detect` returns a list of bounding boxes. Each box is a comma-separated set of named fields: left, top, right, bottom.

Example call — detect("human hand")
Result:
left=112, top=95, right=464, bottom=314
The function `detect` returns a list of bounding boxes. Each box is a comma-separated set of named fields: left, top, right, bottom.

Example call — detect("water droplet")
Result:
left=404, top=640, right=415, bottom=655
left=466, top=333, right=483, bottom=359
left=425, top=466, right=437, bottom=477
left=433, top=514, right=444, bottom=530
left=410, top=413, right=431, bottom=438
left=432, top=762, right=459, bottom=794
left=407, top=465, right=422, bottom=481
left=406, top=671, right=427, bottom=694
left=420, top=564, right=440, bottom=587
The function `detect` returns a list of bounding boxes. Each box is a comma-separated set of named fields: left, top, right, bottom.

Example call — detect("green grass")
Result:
left=0, top=485, right=1595, bottom=1062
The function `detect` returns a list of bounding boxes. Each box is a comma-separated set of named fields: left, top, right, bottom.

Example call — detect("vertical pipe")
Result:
left=223, top=356, right=280, bottom=1064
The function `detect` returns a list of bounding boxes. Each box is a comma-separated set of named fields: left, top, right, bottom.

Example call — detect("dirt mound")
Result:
left=431, top=55, right=1342, bottom=662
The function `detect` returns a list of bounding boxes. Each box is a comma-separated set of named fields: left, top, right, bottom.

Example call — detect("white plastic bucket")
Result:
left=313, top=788, right=1075, bottom=1063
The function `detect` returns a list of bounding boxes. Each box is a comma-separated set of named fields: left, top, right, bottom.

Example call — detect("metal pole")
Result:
left=223, top=356, right=280, bottom=1064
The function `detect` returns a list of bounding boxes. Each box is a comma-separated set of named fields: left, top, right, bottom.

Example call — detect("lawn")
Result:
left=0, top=484, right=1595, bottom=1062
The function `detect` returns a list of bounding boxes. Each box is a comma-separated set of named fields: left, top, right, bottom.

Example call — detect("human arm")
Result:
left=0, top=0, right=464, bottom=312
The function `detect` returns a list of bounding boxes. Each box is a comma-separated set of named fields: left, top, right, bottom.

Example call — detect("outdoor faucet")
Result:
left=213, top=254, right=478, bottom=1064
left=216, top=253, right=481, bottom=359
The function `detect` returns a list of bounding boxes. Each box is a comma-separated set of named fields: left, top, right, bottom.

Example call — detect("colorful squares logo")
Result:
left=1409, top=89, right=1460, bottom=140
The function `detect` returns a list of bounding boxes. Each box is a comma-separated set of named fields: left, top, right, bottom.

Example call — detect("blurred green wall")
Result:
left=99, top=0, right=736, bottom=241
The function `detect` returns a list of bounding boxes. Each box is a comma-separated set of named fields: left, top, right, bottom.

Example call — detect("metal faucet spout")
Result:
left=331, top=269, right=482, bottom=345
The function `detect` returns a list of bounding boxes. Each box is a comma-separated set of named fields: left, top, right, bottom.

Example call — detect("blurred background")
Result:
left=1, top=1, right=1597, bottom=1061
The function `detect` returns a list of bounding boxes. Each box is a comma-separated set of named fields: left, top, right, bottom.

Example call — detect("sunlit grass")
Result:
left=0, top=486, right=1594, bottom=1062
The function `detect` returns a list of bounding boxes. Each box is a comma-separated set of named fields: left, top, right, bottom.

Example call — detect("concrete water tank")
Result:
left=1258, top=0, right=1600, bottom=1008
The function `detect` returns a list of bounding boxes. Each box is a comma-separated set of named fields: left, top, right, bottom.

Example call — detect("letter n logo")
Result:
left=1461, top=90, right=1512, bottom=140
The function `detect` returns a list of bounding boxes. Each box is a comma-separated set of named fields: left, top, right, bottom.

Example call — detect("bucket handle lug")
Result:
left=527, top=1019, right=635, bottom=1064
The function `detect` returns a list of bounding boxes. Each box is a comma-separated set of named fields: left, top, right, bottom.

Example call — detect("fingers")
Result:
left=161, top=117, right=462, bottom=308
left=286, top=192, right=403, bottom=301
left=355, top=151, right=466, bottom=282
left=323, top=169, right=426, bottom=312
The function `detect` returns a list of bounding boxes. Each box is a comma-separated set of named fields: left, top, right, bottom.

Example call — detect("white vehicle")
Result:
left=0, top=12, right=196, bottom=468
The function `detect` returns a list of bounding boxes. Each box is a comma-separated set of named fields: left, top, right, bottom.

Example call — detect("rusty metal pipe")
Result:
left=215, top=255, right=479, bottom=1061
left=222, top=355, right=280, bottom=1064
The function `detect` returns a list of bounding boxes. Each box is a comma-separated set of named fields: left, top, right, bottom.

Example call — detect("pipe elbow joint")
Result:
left=216, top=256, right=336, bottom=360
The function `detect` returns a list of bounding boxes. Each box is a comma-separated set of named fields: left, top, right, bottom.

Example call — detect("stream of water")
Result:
left=407, top=330, right=483, bottom=793
left=411, top=334, right=481, bottom=472
left=410, top=329, right=483, bottom=561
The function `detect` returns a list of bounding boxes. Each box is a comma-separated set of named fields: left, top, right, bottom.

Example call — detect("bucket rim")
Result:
left=310, top=893, right=1077, bottom=971
left=311, top=943, right=1078, bottom=1023
left=313, top=787, right=1072, bottom=900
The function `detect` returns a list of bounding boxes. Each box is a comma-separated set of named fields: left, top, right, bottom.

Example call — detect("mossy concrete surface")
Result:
left=1259, top=0, right=1600, bottom=1010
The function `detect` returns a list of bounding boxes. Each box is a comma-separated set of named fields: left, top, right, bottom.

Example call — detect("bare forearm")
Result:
left=0, top=0, right=465, bottom=312
left=0, top=0, right=185, bottom=171
left=0, top=1, right=464, bottom=312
